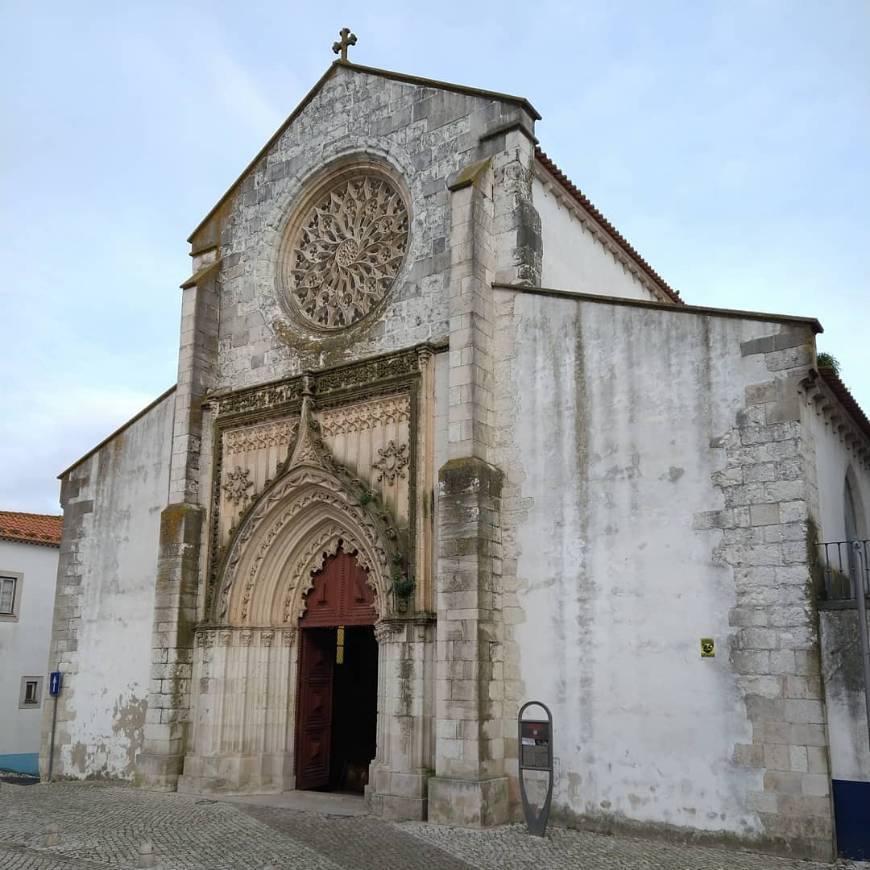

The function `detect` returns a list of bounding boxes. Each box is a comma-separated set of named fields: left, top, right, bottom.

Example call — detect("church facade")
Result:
left=42, top=48, right=870, bottom=861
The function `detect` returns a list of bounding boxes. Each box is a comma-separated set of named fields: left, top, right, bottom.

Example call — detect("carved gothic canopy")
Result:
left=279, top=160, right=410, bottom=332
left=213, top=391, right=405, bottom=627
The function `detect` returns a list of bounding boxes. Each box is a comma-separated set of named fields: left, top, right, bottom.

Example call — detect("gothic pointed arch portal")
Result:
left=179, top=386, right=422, bottom=801
left=212, top=384, right=404, bottom=628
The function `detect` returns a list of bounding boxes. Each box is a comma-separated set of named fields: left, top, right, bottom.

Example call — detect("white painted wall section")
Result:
left=806, top=402, right=870, bottom=784
left=0, top=539, right=58, bottom=770
left=534, top=175, right=658, bottom=301
left=493, top=289, right=803, bottom=837
left=48, top=392, right=173, bottom=778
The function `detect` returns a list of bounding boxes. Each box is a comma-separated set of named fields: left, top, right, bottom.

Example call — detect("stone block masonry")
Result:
left=704, top=324, right=834, bottom=861
left=429, top=457, right=509, bottom=826
left=206, top=64, right=540, bottom=394
left=136, top=504, right=203, bottom=790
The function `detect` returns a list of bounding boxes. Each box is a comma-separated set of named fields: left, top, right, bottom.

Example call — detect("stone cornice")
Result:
left=801, top=369, right=870, bottom=468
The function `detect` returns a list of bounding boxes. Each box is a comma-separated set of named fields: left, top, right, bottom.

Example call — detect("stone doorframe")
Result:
left=176, top=390, right=435, bottom=817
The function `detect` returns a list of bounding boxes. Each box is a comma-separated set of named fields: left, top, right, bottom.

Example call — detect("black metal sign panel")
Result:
left=518, top=701, right=554, bottom=837
left=520, top=719, right=551, bottom=770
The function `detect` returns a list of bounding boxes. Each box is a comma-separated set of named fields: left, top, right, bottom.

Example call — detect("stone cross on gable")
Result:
left=332, top=27, right=357, bottom=62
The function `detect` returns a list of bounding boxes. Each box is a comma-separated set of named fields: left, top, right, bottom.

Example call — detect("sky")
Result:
left=1, top=1, right=868, bottom=514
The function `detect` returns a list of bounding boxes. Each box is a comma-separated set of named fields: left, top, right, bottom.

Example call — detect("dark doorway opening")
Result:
left=331, top=626, right=378, bottom=792
left=297, top=625, right=378, bottom=793
left=296, top=548, right=380, bottom=793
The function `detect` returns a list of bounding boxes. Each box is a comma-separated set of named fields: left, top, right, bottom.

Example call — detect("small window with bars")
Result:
left=19, top=676, right=43, bottom=708
left=0, top=575, right=17, bottom=615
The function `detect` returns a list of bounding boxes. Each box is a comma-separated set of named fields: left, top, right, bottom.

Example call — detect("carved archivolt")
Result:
left=282, top=168, right=409, bottom=330
left=319, top=394, right=410, bottom=437
left=214, top=388, right=403, bottom=627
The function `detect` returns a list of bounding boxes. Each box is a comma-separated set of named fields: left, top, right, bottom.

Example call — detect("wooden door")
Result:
left=296, top=549, right=377, bottom=790
left=302, top=550, right=377, bottom=627
left=296, top=628, right=334, bottom=789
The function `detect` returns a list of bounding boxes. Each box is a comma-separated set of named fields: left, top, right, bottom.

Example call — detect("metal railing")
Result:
left=819, top=539, right=870, bottom=750
left=818, top=539, right=870, bottom=601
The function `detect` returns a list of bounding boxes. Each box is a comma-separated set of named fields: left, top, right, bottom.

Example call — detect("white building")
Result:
left=0, top=511, right=62, bottom=775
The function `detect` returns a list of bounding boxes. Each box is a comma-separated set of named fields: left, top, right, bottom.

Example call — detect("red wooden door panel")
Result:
left=301, top=550, right=377, bottom=627
left=296, top=628, right=334, bottom=789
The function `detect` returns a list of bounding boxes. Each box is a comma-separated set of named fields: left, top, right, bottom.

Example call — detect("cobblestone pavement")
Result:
left=0, top=781, right=856, bottom=870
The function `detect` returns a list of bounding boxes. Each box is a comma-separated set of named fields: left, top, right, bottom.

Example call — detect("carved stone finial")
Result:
left=332, top=27, right=357, bottom=62
left=286, top=388, right=332, bottom=472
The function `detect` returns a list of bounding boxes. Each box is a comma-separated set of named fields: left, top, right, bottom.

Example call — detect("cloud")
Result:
left=0, top=384, right=163, bottom=514
left=208, top=50, right=285, bottom=137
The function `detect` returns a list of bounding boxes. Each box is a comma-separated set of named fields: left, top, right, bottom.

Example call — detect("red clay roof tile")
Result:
left=0, top=511, right=63, bottom=547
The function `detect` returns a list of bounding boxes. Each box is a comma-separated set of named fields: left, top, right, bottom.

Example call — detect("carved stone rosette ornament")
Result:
left=222, top=466, right=254, bottom=505
left=283, top=166, right=409, bottom=330
left=372, top=440, right=409, bottom=483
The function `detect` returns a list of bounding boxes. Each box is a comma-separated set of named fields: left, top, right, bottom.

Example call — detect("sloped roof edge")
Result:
left=535, top=147, right=684, bottom=305
left=817, top=366, right=870, bottom=444
left=0, top=511, right=63, bottom=548
left=188, top=60, right=540, bottom=245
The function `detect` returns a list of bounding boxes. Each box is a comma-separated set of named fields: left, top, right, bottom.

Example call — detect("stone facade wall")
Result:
left=705, top=325, right=831, bottom=859
left=41, top=391, right=174, bottom=779
left=47, top=57, right=861, bottom=860
left=202, top=64, right=537, bottom=392
left=491, top=287, right=833, bottom=860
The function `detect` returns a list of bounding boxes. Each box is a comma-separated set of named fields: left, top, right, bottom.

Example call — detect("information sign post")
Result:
left=47, top=670, right=62, bottom=781
left=518, top=700, right=554, bottom=836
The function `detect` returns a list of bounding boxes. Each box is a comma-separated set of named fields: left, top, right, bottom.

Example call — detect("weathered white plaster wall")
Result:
left=805, top=407, right=870, bottom=544
left=819, top=609, right=870, bottom=784
left=0, top=539, right=58, bottom=766
left=493, top=288, right=811, bottom=839
left=534, top=176, right=657, bottom=301
left=807, top=405, right=870, bottom=784
left=44, top=393, right=173, bottom=778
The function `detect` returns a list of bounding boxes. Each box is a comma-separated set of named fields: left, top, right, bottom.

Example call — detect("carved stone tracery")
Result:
left=224, top=421, right=295, bottom=455
left=285, top=172, right=409, bottom=330
left=215, top=388, right=405, bottom=627
left=319, top=394, right=410, bottom=437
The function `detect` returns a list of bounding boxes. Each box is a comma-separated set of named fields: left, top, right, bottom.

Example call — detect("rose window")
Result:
left=285, top=174, right=409, bottom=330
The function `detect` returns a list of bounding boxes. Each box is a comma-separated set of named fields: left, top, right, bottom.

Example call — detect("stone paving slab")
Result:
left=0, top=782, right=859, bottom=870
left=240, top=804, right=473, bottom=870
